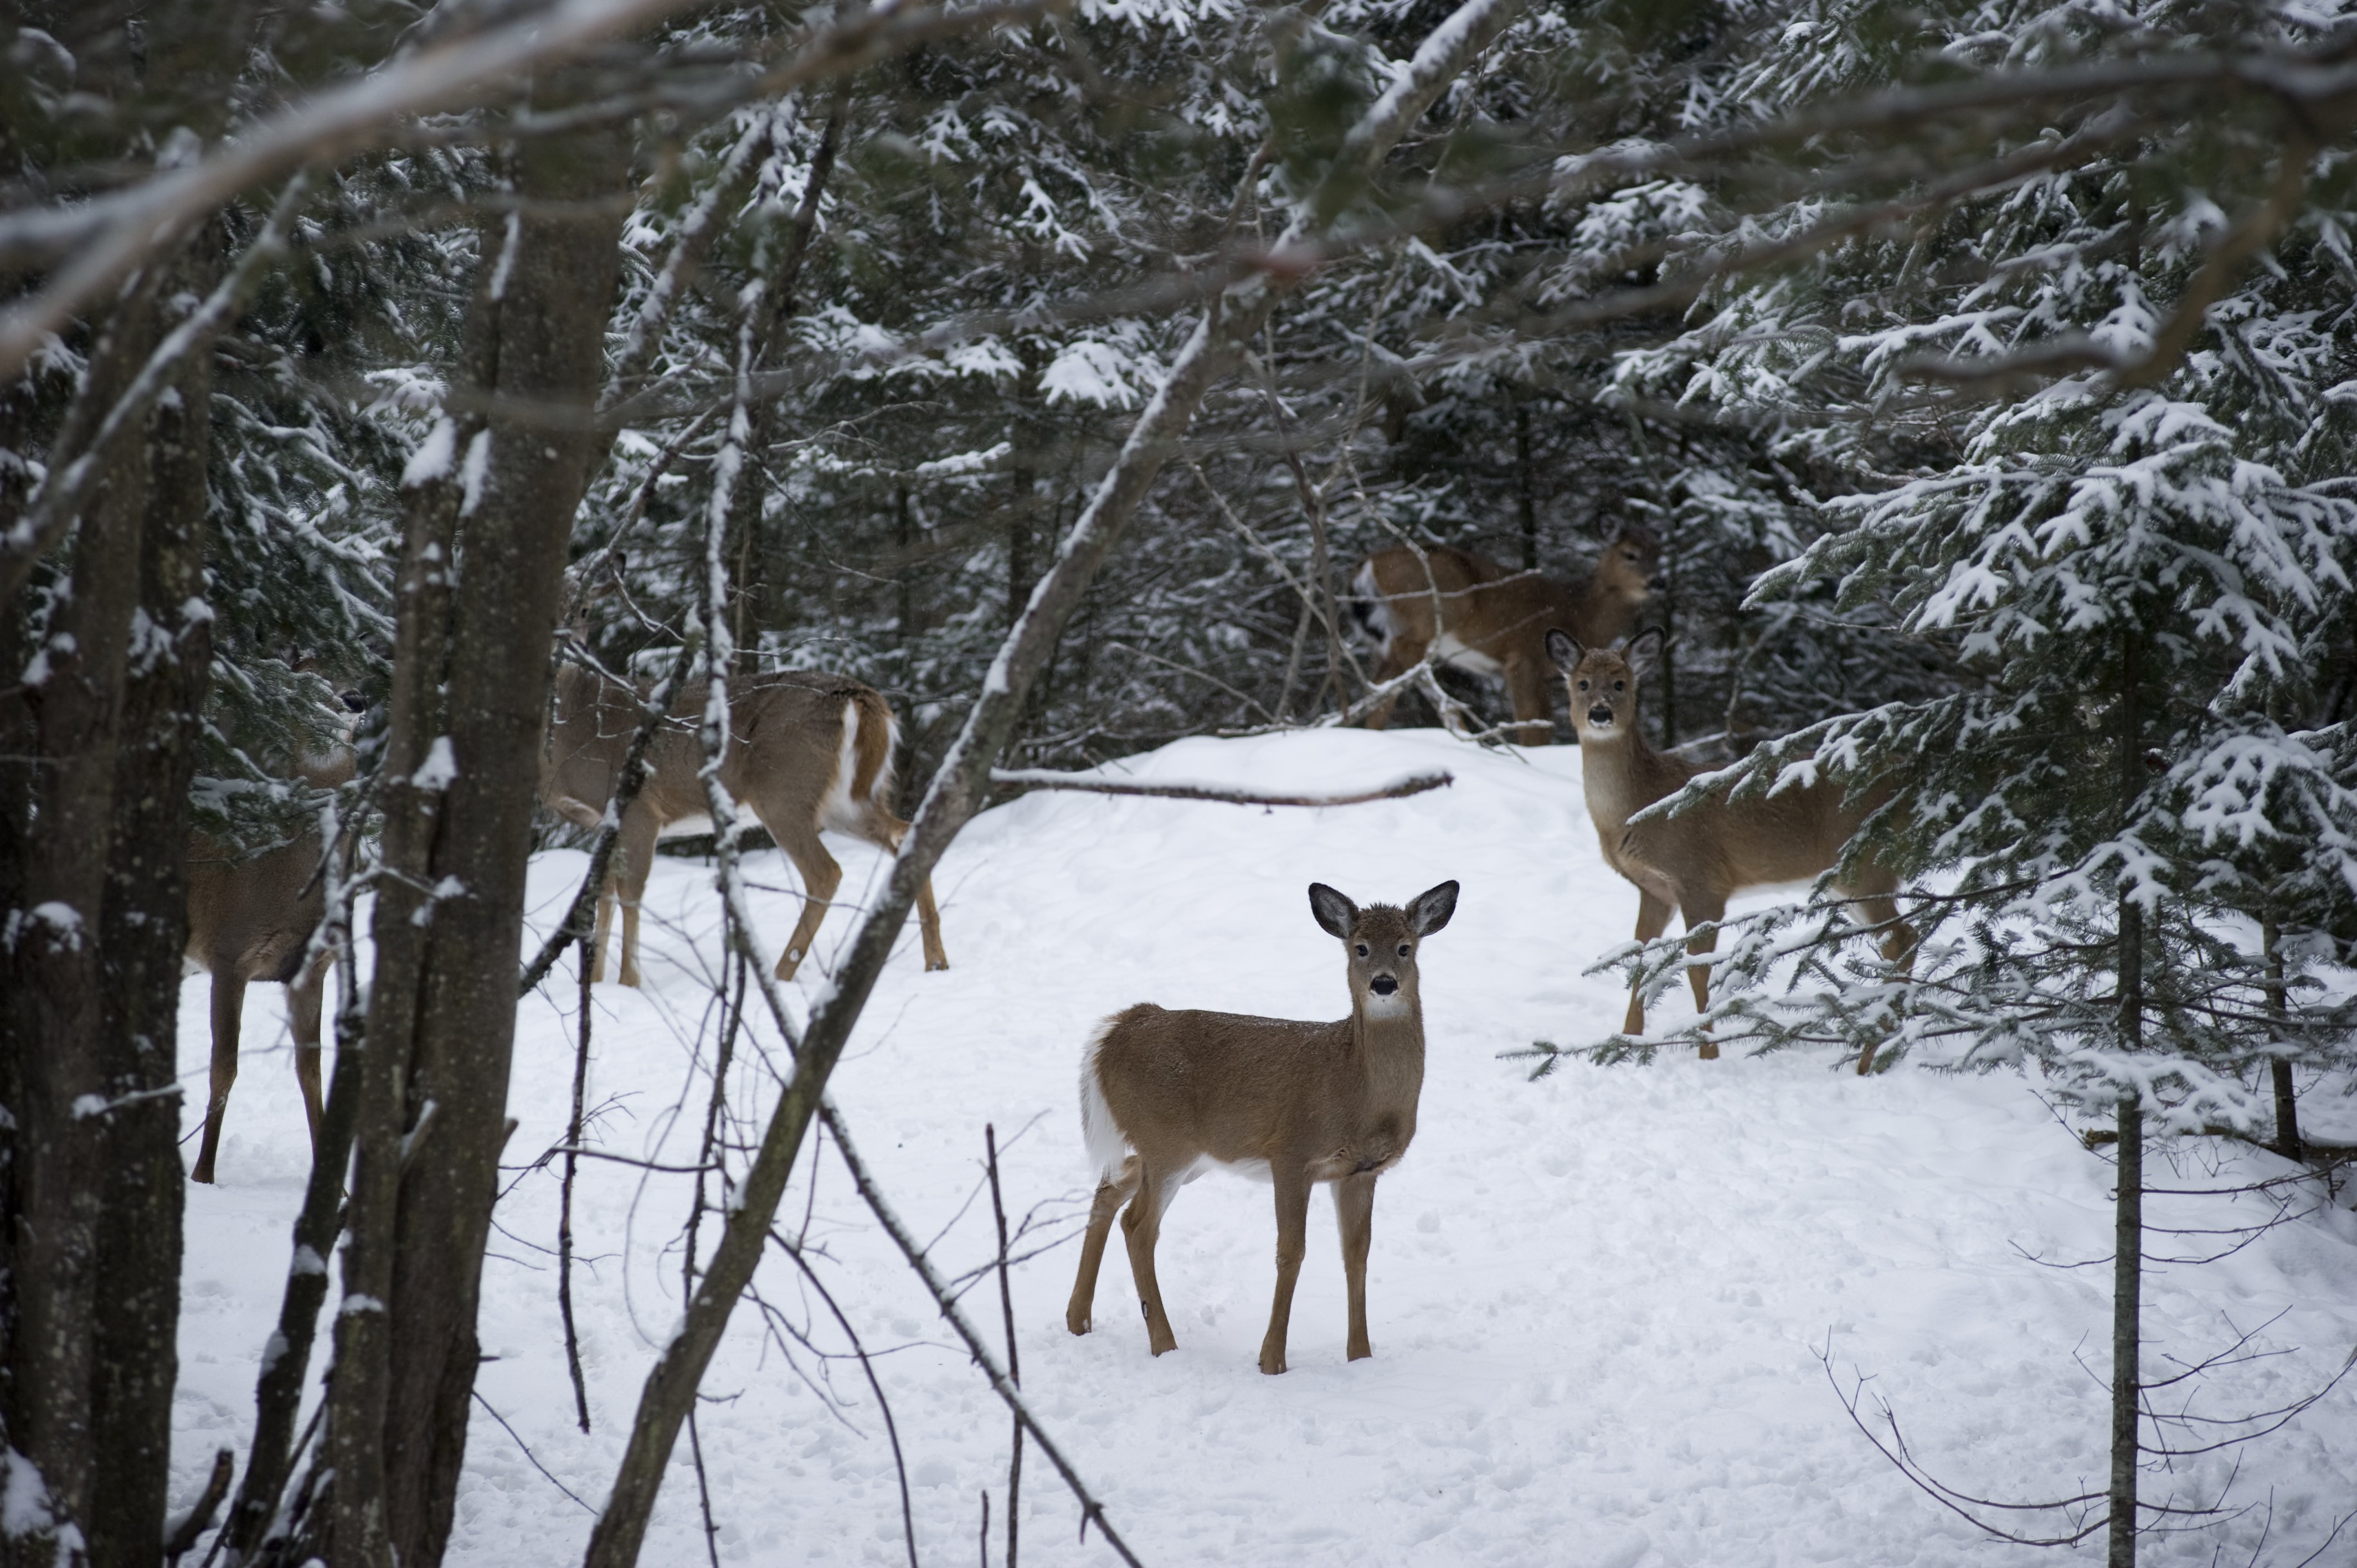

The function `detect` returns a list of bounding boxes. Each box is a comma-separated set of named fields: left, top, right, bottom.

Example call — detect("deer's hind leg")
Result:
left=192, top=967, right=245, bottom=1184
left=855, top=802, right=949, bottom=973
left=1622, top=886, right=1674, bottom=1036
left=1120, top=1162, right=1180, bottom=1356
left=289, top=948, right=329, bottom=1153
left=763, top=808, right=842, bottom=984
left=1066, top=1156, right=1139, bottom=1336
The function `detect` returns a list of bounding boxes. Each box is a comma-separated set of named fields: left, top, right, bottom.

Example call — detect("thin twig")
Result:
left=987, top=1125, right=1022, bottom=1568
left=822, top=1100, right=1144, bottom=1567
left=559, top=935, right=595, bottom=1435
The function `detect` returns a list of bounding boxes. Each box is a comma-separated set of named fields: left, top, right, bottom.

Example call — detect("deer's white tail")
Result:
left=1348, top=559, right=1393, bottom=656
left=817, top=693, right=866, bottom=831
left=1078, top=1016, right=1128, bottom=1182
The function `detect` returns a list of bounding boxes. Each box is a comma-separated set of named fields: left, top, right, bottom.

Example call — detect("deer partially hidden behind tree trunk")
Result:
left=183, top=748, right=352, bottom=1184
left=1547, top=628, right=1915, bottom=1072
left=1350, top=525, right=1663, bottom=744
left=539, top=660, right=949, bottom=987
left=1066, top=879, right=1458, bottom=1373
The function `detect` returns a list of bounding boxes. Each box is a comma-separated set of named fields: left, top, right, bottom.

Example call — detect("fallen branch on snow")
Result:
left=989, top=767, right=1452, bottom=807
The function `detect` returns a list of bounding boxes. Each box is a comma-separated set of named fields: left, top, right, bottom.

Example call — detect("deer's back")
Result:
left=1625, top=764, right=1887, bottom=900
left=550, top=668, right=882, bottom=828
left=1092, top=1004, right=1380, bottom=1167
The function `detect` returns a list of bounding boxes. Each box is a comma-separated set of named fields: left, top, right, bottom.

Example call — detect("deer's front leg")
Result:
left=1259, top=1169, right=1313, bottom=1375
left=1623, top=886, right=1674, bottom=1035
left=1333, top=1173, right=1377, bottom=1361
left=1683, top=891, right=1727, bottom=1060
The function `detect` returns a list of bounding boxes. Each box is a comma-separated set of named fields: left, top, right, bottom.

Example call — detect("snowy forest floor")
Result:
left=172, top=728, right=2357, bottom=1567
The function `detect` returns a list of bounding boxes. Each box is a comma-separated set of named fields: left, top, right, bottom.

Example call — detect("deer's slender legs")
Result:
left=1623, top=887, right=1674, bottom=1035
left=615, top=811, right=662, bottom=988
left=1066, top=1157, right=1139, bottom=1336
left=1502, top=655, right=1557, bottom=746
left=911, top=876, right=949, bottom=972
left=193, top=970, right=245, bottom=1184
left=868, top=809, right=950, bottom=972
left=589, top=883, right=616, bottom=984
left=1683, top=892, right=1727, bottom=1061
left=1333, top=1172, right=1377, bottom=1361
left=1121, top=1163, right=1179, bottom=1356
left=290, top=951, right=328, bottom=1151
left=766, top=813, right=843, bottom=983
left=1259, top=1168, right=1314, bottom=1375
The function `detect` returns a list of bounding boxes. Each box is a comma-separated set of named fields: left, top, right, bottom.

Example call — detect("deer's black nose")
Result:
left=1587, top=704, right=1614, bottom=726
left=1370, top=974, right=1398, bottom=996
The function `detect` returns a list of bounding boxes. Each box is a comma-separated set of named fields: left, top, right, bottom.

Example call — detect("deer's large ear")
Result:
left=1622, top=627, right=1664, bottom=678
left=1308, top=883, right=1357, bottom=940
left=1543, top=629, right=1583, bottom=674
left=1407, top=880, right=1458, bottom=936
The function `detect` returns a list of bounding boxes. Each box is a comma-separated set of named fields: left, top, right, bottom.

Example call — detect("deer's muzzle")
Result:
left=1587, top=704, right=1614, bottom=727
left=1368, top=974, right=1398, bottom=997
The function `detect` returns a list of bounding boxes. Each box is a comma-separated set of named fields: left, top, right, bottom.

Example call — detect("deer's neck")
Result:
left=1350, top=1002, right=1426, bottom=1107
left=1577, top=726, right=1684, bottom=834
left=1566, top=570, right=1641, bottom=645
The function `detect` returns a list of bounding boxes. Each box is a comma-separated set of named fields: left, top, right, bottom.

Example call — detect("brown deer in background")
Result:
left=1547, top=628, right=1914, bottom=1072
left=1066, top=879, right=1458, bottom=1374
left=539, top=661, right=949, bottom=987
left=183, top=748, right=352, bottom=1184
left=1350, top=525, right=1663, bottom=744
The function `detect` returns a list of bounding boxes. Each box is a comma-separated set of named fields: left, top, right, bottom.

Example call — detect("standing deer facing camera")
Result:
left=1065, top=879, right=1458, bottom=1373
left=1547, top=628, right=1914, bottom=1071
left=540, top=660, right=949, bottom=986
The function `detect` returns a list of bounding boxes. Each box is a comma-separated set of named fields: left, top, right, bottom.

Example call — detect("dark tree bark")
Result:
left=328, top=97, right=630, bottom=1568
left=2107, top=625, right=2144, bottom=1568
left=1, top=281, right=157, bottom=1563
left=88, top=224, right=223, bottom=1564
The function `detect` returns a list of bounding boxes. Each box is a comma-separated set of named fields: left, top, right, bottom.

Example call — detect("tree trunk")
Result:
left=328, top=101, right=629, bottom=1568
left=2107, top=625, right=2143, bottom=1568
left=87, top=226, right=222, bottom=1564
left=2261, top=915, right=2299, bottom=1160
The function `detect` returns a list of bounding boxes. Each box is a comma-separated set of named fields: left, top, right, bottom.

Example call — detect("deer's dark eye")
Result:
left=1577, top=679, right=1589, bottom=690
left=1355, top=943, right=1369, bottom=957
left=1397, top=943, right=1410, bottom=957
left=1614, top=680, right=1625, bottom=690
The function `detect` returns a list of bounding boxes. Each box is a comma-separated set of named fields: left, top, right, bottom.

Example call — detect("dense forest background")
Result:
left=4, top=1, right=2356, bottom=1565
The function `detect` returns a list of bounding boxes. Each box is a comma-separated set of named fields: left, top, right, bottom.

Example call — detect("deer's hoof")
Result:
left=1258, top=1350, right=1287, bottom=1376
left=926, top=957, right=950, bottom=972
left=191, top=1167, right=217, bottom=1185
left=1066, top=1307, right=1091, bottom=1336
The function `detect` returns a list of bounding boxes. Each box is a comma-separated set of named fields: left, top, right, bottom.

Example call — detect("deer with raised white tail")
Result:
left=1064, top=879, right=1458, bottom=1374
left=183, top=746, right=352, bottom=1184
left=1546, top=627, right=1914, bottom=1071
left=539, top=659, right=949, bottom=987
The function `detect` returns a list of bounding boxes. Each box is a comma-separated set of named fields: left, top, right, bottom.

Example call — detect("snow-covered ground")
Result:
left=173, top=728, right=2357, bottom=1566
